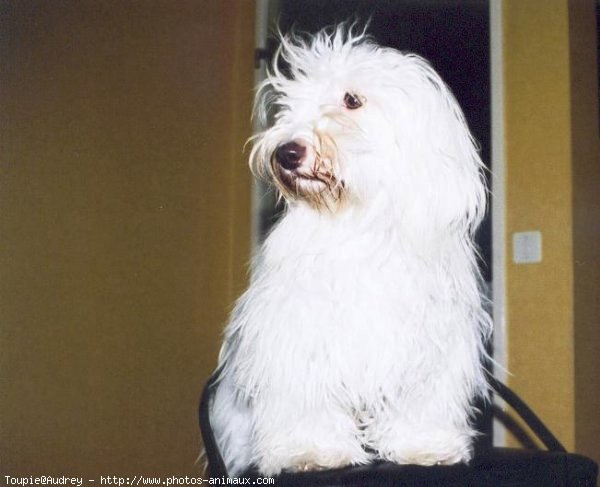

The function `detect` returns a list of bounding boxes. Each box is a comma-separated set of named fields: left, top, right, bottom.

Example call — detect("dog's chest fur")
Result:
left=227, top=204, right=475, bottom=402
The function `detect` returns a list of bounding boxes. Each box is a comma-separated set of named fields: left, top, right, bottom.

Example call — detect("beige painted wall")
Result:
left=503, top=0, right=600, bottom=462
left=569, top=0, right=600, bottom=461
left=0, top=1, right=254, bottom=476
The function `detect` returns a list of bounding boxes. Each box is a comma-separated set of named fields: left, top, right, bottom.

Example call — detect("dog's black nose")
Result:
left=275, top=142, right=306, bottom=170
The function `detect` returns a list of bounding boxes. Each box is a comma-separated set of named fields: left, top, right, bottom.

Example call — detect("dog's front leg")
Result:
left=251, top=390, right=370, bottom=476
left=369, top=371, right=478, bottom=466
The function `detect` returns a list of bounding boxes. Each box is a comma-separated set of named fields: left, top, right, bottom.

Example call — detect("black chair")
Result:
left=199, top=372, right=598, bottom=486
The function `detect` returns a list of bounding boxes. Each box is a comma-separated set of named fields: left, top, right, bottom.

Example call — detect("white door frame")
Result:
left=490, top=0, right=508, bottom=446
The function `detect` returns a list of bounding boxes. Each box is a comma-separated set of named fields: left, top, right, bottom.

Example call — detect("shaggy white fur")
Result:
left=211, top=24, right=492, bottom=477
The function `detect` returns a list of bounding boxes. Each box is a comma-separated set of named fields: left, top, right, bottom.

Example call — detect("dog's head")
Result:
left=250, top=24, right=486, bottom=234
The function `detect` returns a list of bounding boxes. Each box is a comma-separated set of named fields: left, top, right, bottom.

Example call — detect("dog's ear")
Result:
left=398, top=56, right=487, bottom=236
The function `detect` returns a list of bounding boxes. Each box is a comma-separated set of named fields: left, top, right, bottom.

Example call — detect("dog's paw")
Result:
left=385, top=448, right=465, bottom=466
left=289, top=460, right=326, bottom=473
left=258, top=443, right=371, bottom=476
left=376, top=427, right=473, bottom=466
left=285, top=451, right=348, bottom=473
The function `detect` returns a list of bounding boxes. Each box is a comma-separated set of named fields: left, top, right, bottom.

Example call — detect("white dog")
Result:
left=211, top=24, right=491, bottom=477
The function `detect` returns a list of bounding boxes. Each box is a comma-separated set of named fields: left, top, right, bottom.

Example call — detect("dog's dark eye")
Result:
left=343, top=92, right=363, bottom=110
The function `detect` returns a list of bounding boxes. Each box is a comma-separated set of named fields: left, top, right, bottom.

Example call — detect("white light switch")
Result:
left=513, top=231, right=542, bottom=264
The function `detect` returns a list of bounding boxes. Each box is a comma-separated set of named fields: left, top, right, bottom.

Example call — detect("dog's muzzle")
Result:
left=270, top=137, right=345, bottom=208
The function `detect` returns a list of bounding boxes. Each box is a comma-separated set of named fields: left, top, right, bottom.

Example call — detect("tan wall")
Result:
left=0, top=1, right=254, bottom=476
left=503, top=0, right=600, bottom=462
left=569, top=0, right=600, bottom=461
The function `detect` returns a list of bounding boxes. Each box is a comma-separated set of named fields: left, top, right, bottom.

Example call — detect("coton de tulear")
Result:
left=210, top=24, right=491, bottom=477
